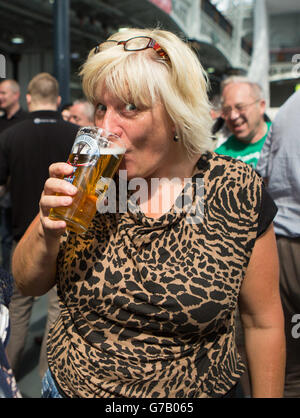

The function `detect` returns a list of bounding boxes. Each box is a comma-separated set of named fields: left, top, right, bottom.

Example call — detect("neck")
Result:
left=249, top=121, right=268, bottom=144
left=148, top=146, right=200, bottom=182
left=6, top=102, right=20, bottom=119
left=29, top=103, right=57, bottom=112
left=141, top=151, right=201, bottom=218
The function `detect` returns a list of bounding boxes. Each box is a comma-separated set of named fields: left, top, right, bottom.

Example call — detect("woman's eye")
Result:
left=96, top=103, right=106, bottom=112
left=125, top=103, right=137, bottom=111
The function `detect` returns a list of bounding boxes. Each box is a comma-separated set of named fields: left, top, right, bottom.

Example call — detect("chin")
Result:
left=118, top=165, right=136, bottom=181
left=235, top=134, right=252, bottom=143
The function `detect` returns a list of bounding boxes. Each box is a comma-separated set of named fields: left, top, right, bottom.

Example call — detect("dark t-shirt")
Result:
left=257, top=185, right=277, bottom=237
left=0, top=110, right=78, bottom=240
left=0, top=108, right=28, bottom=134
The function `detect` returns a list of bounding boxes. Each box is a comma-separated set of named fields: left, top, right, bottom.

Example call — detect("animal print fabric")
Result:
left=47, top=152, right=264, bottom=398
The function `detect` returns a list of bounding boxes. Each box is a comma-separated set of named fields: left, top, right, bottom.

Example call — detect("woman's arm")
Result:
left=239, top=223, right=286, bottom=398
left=12, top=162, right=77, bottom=296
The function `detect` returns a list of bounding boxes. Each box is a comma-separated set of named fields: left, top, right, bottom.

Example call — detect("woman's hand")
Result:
left=12, top=162, right=78, bottom=296
left=38, top=162, right=77, bottom=237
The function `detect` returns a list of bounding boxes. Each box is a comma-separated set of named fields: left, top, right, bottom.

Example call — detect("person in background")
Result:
left=0, top=267, right=21, bottom=398
left=0, top=72, right=78, bottom=380
left=0, top=79, right=28, bottom=133
left=0, top=79, right=28, bottom=272
left=256, top=90, right=300, bottom=398
left=214, top=77, right=273, bottom=396
left=210, top=94, right=230, bottom=148
left=61, top=103, right=72, bottom=122
left=215, top=76, right=271, bottom=168
left=12, top=28, right=285, bottom=398
left=69, top=98, right=95, bottom=126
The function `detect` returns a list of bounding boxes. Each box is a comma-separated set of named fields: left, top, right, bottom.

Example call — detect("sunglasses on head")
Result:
left=94, top=35, right=170, bottom=62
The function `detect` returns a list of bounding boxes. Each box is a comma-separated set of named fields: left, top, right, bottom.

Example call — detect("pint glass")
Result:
left=49, top=127, right=126, bottom=233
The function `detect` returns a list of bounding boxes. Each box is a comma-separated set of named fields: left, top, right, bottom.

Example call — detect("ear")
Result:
left=57, top=96, right=62, bottom=108
left=26, top=94, right=31, bottom=107
left=259, top=99, right=266, bottom=115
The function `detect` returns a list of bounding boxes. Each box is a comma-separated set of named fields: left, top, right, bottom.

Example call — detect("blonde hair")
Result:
left=27, top=72, right=59, bottom=104
left=80, top=28, right=214, bottom=157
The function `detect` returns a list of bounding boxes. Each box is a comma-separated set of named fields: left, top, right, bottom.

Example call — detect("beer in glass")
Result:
left=49, top=127, right=126, bottom=233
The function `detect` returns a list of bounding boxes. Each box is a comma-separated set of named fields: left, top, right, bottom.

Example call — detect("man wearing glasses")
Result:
left=215, top=76, right=271, bottom=168
left=214, top=78, right=272, bottom=397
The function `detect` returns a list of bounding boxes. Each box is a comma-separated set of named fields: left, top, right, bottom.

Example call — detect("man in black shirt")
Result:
left=0, top=79, right=28, bottom=271
left=0, top=73, right=79, bottom=379
left=0, top=79, right=28, bottom=133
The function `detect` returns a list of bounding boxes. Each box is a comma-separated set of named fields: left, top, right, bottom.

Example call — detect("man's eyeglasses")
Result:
left=221, top=99, right=260, bottom=119
left=94, top=36, right=170, bottom=61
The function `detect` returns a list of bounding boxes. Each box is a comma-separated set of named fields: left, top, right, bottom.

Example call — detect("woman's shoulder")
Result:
left=195, top=152, right=264, bottom=217
left=196, top=151, right=262, bottom=185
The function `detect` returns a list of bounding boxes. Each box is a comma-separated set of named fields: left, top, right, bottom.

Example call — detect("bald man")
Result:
left=0, top=79, right=27, bottom=133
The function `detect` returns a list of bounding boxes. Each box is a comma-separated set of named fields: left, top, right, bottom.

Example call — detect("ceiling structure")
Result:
left=266, top=0, right=300, bottom=15
left=0, top=0, right=182, bottom=57
left=2, top=0, right=299, bottom=101
left=2, top=0, right=300, bottom=61
left=0, top=0, right=188, bottom=95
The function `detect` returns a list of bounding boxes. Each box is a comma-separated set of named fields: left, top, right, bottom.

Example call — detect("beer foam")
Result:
left=99, top=146, right=125, bottom=155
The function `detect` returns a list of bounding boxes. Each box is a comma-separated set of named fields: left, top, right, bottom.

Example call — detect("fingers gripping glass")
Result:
left=221, top=99, right=260, bottom=119
left=94, top=36, right=170, bottom=61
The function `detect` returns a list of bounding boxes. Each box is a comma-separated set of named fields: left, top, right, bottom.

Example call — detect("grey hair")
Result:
left=0, top=79, right=20, bottom=94
left=221, top=76, right=264, bottom=101
left=73, top=99, right=95, bottom=122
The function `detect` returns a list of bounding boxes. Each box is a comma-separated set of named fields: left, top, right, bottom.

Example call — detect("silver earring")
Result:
left=173, top=134, right=179, bottom=142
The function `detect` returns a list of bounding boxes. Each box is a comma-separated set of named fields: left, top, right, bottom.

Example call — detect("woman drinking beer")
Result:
left=12, top=28, right=285, bottom=398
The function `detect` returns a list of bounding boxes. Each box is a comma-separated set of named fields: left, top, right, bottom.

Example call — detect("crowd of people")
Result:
left=0, top=26, right=298, bottom=399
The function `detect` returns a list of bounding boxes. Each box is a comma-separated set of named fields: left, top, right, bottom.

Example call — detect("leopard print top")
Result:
left=47, top=152, right=266, bottom=398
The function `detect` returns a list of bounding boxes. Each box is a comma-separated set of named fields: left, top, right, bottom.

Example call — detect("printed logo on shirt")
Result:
left=235, top=151, right=261, bottom=167
left=34, top=118, right=57, bottom=124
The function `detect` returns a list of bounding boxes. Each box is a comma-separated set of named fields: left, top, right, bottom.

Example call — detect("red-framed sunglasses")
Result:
left=94, top=35, right=170, bottom=61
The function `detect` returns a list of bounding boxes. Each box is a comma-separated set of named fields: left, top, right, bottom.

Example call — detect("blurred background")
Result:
left=1, top=0, right=300, bottom=118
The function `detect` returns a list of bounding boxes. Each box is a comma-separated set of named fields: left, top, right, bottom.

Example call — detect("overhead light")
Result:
left=11, top=36, right=24, bottom=45
left=118, top=27, right=129, bottom=32
left=71, top=52, right=80, bottom=59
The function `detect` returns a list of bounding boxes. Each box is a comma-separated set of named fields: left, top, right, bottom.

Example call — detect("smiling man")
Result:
left=215, top=76, right=271, bottom=168
left=0, top=79, right=28, bottom=133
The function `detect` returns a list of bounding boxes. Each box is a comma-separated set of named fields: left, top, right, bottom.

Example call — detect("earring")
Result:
left=173, top=134, right=179, bottom=142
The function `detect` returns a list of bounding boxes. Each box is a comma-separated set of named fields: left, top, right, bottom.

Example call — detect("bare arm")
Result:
left=12, top=162, right=77, bottom=296
left=239, top=223, right=286, bottom=398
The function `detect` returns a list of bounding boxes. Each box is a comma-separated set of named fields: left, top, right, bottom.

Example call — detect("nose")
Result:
left=99, top=108, right=122, bottom=137
left=228, top=108, right=240, bottom=120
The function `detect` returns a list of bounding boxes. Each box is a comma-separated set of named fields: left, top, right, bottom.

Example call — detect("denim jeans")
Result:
left=41, top=369, right=64, bottom=398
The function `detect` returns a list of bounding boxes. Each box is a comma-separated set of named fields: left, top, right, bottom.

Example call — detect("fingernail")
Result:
left=67, top=185, right=77, bottom=194
left=63, top=196, right=72, bottom=205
